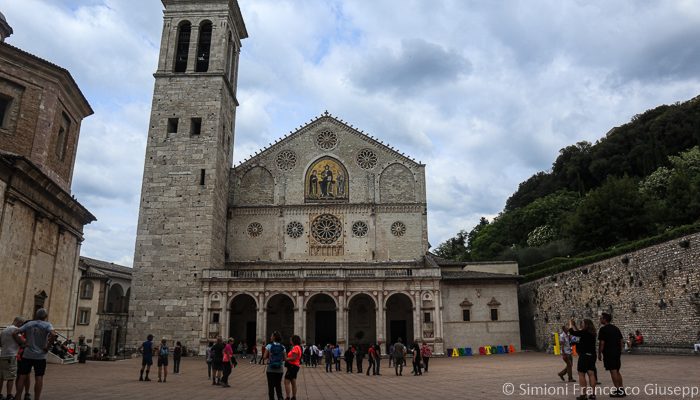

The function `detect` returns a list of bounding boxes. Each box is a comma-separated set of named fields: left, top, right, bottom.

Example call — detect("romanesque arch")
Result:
left=305, top=156, right=349, bottom=202
left=266, top=293, right=294, bottom=344
left=174, top=20, right=191, bottom=73
left=106, top=284, right=125, bottom=313
left=305, top=293, right=337, bottom=346
left=238, top=166, right=274, bottom=205
left=379, top=163, right=415, bottom=203
left=229, top=293, right=257, bottom=349
left=347, top=293, right=376, bottom=350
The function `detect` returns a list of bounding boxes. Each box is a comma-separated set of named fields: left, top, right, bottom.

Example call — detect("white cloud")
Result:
left=2, top=0, right=699, bottom=263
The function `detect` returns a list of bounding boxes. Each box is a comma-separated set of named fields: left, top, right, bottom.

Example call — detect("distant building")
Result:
left=74, top=257, right=131, bottom=357
left=0, top=11, right=95, bottom=337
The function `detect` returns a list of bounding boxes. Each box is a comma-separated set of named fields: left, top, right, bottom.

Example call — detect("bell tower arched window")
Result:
left=196, top=21, right=213, bottom=72
left=174, top=21, right=192, bottom=73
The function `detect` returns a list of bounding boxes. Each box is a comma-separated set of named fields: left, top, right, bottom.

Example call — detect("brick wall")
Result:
left=519, top=232, right=700, bottom=352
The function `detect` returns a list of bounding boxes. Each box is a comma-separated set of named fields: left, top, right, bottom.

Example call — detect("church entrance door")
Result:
left=266, top=294, right=295, bottom=345
left=386, top=293, right=414, bottom=349
left=305, top=294, right=337, bottom=346
left=230, top=294, right=257, bottom=348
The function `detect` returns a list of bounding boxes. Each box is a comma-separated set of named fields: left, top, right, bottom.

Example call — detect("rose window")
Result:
left=247, top=222, right=263, bottom=237
left=356, top=149, right=377, bottom=169
left=316, top=130, right=338, bottom=150
left=286, top=221, right=304, bottom=238
left=352, top=221, right=368, bottom=237
left=311, top=214, right=342, bottom=244
left=391, top=221, right=406, bottom=237
left=276, top=150, right=297, bottom=171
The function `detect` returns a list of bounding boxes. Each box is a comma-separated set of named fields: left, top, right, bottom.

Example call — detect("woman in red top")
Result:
left=284, top=335, right=302, bottom=400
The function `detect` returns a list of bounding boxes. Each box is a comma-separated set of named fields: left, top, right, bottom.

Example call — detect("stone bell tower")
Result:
left=128, top=0, right=247, bottom=353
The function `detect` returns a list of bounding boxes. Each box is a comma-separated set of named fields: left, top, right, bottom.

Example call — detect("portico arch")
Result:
left=347, top=293, right=376, bottom=350
left=385, top=292, right=414, bottom=348
left=266, top=293, right=295, bottom=344
left=305, top=293, right=337, bottom=346
left=229, top=293, right=257, bottom=350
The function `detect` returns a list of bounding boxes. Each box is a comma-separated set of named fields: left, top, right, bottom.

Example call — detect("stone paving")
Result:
left=32, top=353, right=699, bottom=399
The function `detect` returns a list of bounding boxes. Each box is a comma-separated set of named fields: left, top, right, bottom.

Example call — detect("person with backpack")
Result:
left=138, top=334, right=154, bottom=381
left=221, top=338, right=234, bottom=388
left=211, top=337, right=225, bottom=385
left=264, top=331, right=287, bottom=400
left=173, top=341, right=182, bottom=374
left=284, top=335, right=302, bottom=400
left=157, top=338, right=169, bottom=383
left=392, top=338, right=406, bottom=376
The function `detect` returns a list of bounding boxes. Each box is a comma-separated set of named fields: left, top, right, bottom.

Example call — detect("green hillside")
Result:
left=435, top=95, right=700, bottom=273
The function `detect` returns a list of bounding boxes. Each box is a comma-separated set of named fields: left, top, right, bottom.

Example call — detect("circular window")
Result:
left=352, top=221, right=368, bottom=237
left=356, top=149, right=377, bottom=169
left=391, top=221, right=406, bottom=237
left=311, top=214, right=342, bottom=244
left=247, top=222, right=263, bottom=237
left=276, top=150, right=297, bottom=171
left=286, top=221, right=304, bottom=238
left=316, top=130, right=338, bottom=150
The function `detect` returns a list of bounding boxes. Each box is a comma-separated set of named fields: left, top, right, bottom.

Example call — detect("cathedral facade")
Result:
left=129, top=0, right=521, bottom=355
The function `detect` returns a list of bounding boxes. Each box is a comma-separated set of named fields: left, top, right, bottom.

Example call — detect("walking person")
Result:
left=284, top=335, right=302, bottom=400
left=13, top=309, right=56, bottom=400
left=156, top=338, right=169, bottom=383
left=344, top=346, right=354, bottom=373
left=569, top=319, right=598, bottom=400
left=392, top=338, right=406, bottom=376
left=221, top=338, right=234, bottom=388
left=420, top=342, right=432, bottom=373
left=411, top=343, right=422, bottom=376
left=173, top=341, right=182, bottom=374
left=259, top=341, right=267, bottom=365
left=211, top=337, right=225, bottom=385
left=373, top=344, right=382, bottom=375
left=598, top=313, right=625, bottom=398
left=388, top=343, right=395, bottom=367
left=366, top=344, right=376, bottom=376
left=558, top=325, right=575, bottom=382
left=138, top=334, right=154, bottom=381
left=251, top=344, right=259, bottom=364
left=205, top=342, right=213, bottom=379
left=0, top=317, right=24, bottom=400
left=356, top=347, right=364, bottom=373
left=309, top=344, right=318, bottom=367
left=264, top=331, right=286, bottom=400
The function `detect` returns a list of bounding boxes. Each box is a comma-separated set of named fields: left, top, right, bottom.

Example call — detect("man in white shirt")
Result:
left=0, top=317, right=25, bottom=400
left=557, top=325, right=575, bottom=382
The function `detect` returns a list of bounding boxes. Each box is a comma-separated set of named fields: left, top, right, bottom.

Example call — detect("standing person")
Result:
left=205, top=342, right=213, bottom=379
left=242, top=342, right=248, bottom=359
left=411, top=343, right=423, bottom=376
left=211, top=337, right=225, bottom=385
left=157, top=338, right=169, bottom=383
left=259, top=341, right=267, bottom=365
left=420, top=342, right=432, bottom=373
left=388, top=343, right=395, bottom=367
left=324, top=345, right=333, bottom=373
left=302, top=345, right=310, bottom=367
left=284, top=335, right=302, bottom=400
left=558, top=326, right=575, bottom=382
left=333, top=344, right=342, bottom=372
left=221, top=338, right=234, bottom=388
left=355, top=347, right=364, bottom=374
left=392, top=338, right=406, bottom=376
left=264, top=331, right=286, bottom=400
left=13, top=309, right=56, bottom=400
left=598, top=313, right=625, bottom=398
left=569, top=319, right=597, bottom=400
left=309, top=344, right=318, bottom=368
left=251, top=344, right=259, bottom=364
left=138, top=334, right=154, bottom=381
left=366, top=344, right=376, bottom=376
left=0, top=317, right=24, bottom=400
left=173, top=341, right=182, bottom=374
left=344, top=346, right=354, bottom=373
left=373, top=344, right=382, bottom=375
left=77, top=335, right=89, bottom=364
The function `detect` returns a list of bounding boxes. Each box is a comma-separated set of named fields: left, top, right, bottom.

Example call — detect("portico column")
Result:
left=413, top=291, right=422, bottom=342
left=299, top=293, right=306, bottom=342
left=294, top=291, right=304, bottom=342
left=434, top=289, right=445, bottom=355
left=222, top=293, right=229, bottom=340
left=337, top=292, right=346, bottom=347
left=256, top=292, right=266, bottom=345
left=376, top=291, right=385, bottom=345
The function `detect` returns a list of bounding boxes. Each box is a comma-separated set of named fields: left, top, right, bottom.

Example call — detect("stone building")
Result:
left=73, top=257, right=131, bottom=357
left=0, top=11, right=95, bottom=337
left=129, top=0, right=521, bottom=355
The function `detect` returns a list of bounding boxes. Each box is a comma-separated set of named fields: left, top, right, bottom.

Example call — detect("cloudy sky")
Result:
left=2, top=0, right=700, bottom=266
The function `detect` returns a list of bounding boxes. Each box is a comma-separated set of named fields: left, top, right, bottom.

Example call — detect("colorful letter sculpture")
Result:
left=451, top=348, right=459, bottom=357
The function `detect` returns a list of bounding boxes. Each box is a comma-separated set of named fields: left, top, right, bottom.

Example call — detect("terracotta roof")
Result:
left=79, top=256, right=132, bottom=280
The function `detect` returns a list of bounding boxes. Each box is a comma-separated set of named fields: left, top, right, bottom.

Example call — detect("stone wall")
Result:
left=519, top=232, right=700, bottom=352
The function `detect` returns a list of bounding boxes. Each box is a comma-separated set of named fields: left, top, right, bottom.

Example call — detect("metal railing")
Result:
left=203, top=267, right=441, bottom=280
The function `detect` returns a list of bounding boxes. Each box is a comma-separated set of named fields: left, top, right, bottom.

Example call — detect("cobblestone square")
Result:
left=37, top=353, right=699, bottom=400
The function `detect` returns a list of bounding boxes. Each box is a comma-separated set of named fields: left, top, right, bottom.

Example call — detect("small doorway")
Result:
left=389, top=320, right=407, bottom=346
left=315, top=311, right=337, bottom=346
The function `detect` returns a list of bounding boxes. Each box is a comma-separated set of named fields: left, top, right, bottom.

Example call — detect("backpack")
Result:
left=268, top=343, right=284, bottom=368
left=159, top=345, right=169, bottom=357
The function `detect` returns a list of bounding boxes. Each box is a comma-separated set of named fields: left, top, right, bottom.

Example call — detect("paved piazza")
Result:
left=39, top=353, right=698, bottom=399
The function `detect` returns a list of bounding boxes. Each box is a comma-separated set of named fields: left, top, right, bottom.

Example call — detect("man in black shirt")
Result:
left=210, top=337, right=225, bottom=385
left=598, top=313, right=625, bottom=398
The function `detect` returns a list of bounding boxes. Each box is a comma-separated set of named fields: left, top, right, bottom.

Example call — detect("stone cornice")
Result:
left=229, top=202, right=425, bottom=217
